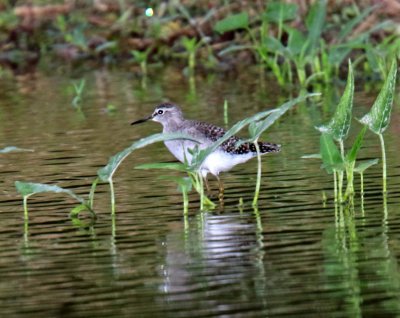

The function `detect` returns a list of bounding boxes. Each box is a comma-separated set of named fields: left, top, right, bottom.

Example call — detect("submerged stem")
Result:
left=379, top=133, right=387, bottom=194
left=252, top=140, right=262, bottom=207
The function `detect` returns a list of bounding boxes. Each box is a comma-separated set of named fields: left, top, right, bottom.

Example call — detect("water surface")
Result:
left=1, top=66, right=400, bottom=317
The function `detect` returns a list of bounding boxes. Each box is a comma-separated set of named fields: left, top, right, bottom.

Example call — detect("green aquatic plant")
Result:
left=15, top=181, right=92, bottom=221
left=71, top=78, right=86, bottom=108
left=317, top=61, right=354, bottom=202
left=97, top=132, right=199, bottom=213
left=306, top=59, right=397, bottom=202
left=306, top=62, right=375, bottom=202
left=181, top=36, right=203, bottom=73
left=214, top=12, right=249, bottom=34
left=359, top=59, right=398, bottom=194
left=130, top=47, right=152, bottom=76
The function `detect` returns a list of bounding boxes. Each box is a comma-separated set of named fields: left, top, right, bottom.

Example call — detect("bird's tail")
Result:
left=250, top=142, right=281, bottom=154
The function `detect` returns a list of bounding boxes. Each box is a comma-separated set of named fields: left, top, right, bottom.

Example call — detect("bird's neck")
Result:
left=162, top=118, right=185, bottom=133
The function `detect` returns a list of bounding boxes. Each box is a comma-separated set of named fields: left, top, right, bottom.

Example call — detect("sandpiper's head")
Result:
left=131, top=102, right=183, bottom=126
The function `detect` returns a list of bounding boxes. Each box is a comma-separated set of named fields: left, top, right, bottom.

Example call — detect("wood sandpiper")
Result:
left=131, top=102, right=280, bottom=196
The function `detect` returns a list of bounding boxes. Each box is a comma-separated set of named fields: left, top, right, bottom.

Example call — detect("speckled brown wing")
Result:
left=189, top=120, right=281, bottom=155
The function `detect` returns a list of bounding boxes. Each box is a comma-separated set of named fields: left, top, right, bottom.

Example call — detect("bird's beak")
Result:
left=131, top=115, right=153, bottom=125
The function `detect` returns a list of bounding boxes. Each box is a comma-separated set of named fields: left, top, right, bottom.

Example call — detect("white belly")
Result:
left=164, top=139, right=254, bottom=177
left=201, top=150, right=254, bottom=177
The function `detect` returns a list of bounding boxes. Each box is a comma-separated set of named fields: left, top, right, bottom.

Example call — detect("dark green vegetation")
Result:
left=304, top=59, right=398, bottom=204
left=0, top=1, right=399, bottom=85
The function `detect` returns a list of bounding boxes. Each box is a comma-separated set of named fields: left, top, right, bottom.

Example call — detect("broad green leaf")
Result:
left=263, top=2, right=298, bottom=23
left=15, top=181, right=84, bottom=203
left=346, top=126, right=367, bottom=163
left=338, top=5, right=376, bottom=41
left=320, top=133, right=344, bottom=174
left=301, top=153, right=322, bottom=159
left=250, top=93, right=320, bottom=140
left=97, top=133, right=199, bottom=182
left=285, top=26, right=307, bottom=55
left=135, top=162, right=188, bottom=172
left=262, top=36, right=286, bottom=53
left=354, top=159, right=379, bottom=173
left=214, top=12, right=249, bottom=34
left=317, top=60, right=354, bottom=141
left=359, top=59, right=398, bottom=134
left=0, top=146, right=33, bottom=153
left=305, top=0, right=326, bottom=52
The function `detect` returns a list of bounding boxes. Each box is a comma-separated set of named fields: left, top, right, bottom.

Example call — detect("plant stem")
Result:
left=197, top=172, right=204, bottom=211
left=339, top=140, right=345, bottom=203
left=23, top=195, right=29, bottom=221
left=89, top=177, right=99, bottom=210
left=252, top=140, right=262, bottom=207
left=109, top=178, right=116, bottom=215
left=360, top=172, right=364, bottom=196
left=379, top=133, right=387, bottom=194
left=182, top=188, right=189, bottom=215
left=333, top=170, right=338, bottom=202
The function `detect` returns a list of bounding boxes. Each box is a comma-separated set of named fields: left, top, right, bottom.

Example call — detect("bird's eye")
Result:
left=158, top=110, right=164, bottom=115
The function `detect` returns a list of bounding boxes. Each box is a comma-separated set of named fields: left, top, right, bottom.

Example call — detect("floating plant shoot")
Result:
left=14, top=181, right=92, bottom=220
left=359, top=59, right=397, bottom=194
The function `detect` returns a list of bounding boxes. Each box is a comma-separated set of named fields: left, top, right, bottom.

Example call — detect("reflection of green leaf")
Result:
left=214, top=13, right=249, bottom=34
left=98, top=133, right=199, bottom=182
left=15, top=181, right=84, bottom=203
left=359, top=60, right=397, bottom=134
left=320, top=133, right=344, bottom=174
left=317, top=61, right=354, bottom=141
left=354, top=159, right=379, bottom=173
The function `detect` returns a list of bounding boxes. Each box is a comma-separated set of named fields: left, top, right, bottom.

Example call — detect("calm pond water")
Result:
left=1, top=65, right=400, bottom=317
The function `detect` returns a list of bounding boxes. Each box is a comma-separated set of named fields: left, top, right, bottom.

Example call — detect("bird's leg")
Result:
left=216, top=175, right=224, bottom=202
